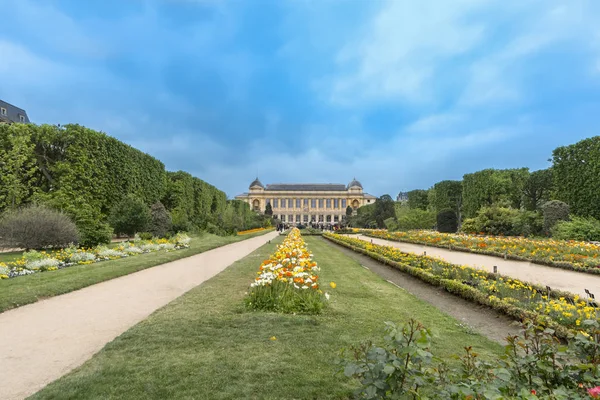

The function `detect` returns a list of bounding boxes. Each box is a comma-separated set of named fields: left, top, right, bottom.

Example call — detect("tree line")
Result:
left=351, top=135, right=600, bottom=239
left=0, top=123, right=263, bottom=246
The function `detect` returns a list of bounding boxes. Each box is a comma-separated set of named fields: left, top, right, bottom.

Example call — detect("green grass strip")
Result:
left=0, top=231, right=271, bottom=314
left=30, top=236, right=502, bottom=400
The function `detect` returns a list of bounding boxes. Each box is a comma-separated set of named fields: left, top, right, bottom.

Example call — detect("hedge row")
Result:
left=324, top=234, right=577, bottom=339
left=0, top=123, right=232, bottom=244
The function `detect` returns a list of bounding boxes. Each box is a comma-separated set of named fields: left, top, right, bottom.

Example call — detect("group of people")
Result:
left=276, top=223, right=341, bottom=232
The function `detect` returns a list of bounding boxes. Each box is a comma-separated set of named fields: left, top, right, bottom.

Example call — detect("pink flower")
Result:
left=588, top=387, right=600, bottom=398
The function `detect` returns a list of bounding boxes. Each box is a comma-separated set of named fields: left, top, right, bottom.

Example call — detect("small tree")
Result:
left=542, top=200, right=570, bottom=235
left=149, top=202, right=172, bottom=238
left=437, top=209, right=458, bottom=233
left=108, top=195, right=151, bottom=237
left=265, top=203, right=273, bottom=216
left=346, top=205, right=353, bottom=218
left=0, top=204, right=79, bottom=250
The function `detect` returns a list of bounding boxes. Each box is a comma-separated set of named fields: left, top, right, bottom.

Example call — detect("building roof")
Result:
left=249, top=178, right=265, bottom=189
left=347, top=178, right=363, bottom=189
left=0, top=100, right=30, bottom=124
left=265, top=183, right=347, bottom=191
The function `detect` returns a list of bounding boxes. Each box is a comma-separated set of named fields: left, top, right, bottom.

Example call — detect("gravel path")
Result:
left=0, top=231, right=279, bottom=400
left=353, top=234, right=600, bottom=298
left=325, top=238, right=520, bottom=344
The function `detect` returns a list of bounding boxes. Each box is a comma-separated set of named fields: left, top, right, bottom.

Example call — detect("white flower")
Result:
left=325, top=292, right=330, bottom=300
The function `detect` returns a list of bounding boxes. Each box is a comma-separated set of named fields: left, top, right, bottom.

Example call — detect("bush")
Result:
left=436, top=209, right=457, bottom=233
left=0, top=205, right=79, bottom=250
left=459, top=205, right=520, bottom=236
left=108, top=195, right=151, bottom=237
left=542, top=200, right=570, bottom=235
left=149, top=202, right=172, bottom=238
left=383, top=217, right=398, bottom=231
left=552, top=216, right=600, bottom=241
left=340, top=319, right=600, bottom=399
left=395, top=207, right=436, bottom=231
left=138, top=232, right=153, bottom=241
left=514, top=210, right=544, bottom=237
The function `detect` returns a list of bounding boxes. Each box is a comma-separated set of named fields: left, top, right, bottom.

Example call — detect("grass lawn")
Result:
left=0, top=250, right=23, bottom=263
left=0, top=230, right=271, bottom=314
left=31, top=236, right=503, bottom=400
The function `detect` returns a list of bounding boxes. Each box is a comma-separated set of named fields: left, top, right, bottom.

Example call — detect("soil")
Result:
left=323, top=238, right=521, bottom=344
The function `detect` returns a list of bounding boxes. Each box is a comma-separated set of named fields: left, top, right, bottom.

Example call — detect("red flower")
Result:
left=589, top=387, right=600, bottom=398
left=531, top=389, right=537, bottom=395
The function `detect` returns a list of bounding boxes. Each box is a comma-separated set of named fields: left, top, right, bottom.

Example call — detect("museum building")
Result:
left=234, top=178, right=377, bottom=225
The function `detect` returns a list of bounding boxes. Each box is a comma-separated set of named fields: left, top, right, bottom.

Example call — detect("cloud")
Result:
left=327, top=0, right=487, bottom=106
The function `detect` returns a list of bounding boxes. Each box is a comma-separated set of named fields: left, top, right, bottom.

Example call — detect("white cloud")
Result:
left=327, top=0, right=488, bottom=106
left=406, top=113, right=464, bottom=134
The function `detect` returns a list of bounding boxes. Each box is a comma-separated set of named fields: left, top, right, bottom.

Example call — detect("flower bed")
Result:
left=237, top=227, right=273, bottom=235
left=245, top=228, right=327, bottom=314
left=0, top=233, right=191, bottom=280
left=359, top=229, right=600, bottom=274
left=324, top=233, right=599, bottom=337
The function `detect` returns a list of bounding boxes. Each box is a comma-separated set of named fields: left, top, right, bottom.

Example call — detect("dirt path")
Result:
left=0, top=231, right=279, bottom=400
left=353, top=234, right=600, bottom=298
left=325, top=239, right=520, bottom=344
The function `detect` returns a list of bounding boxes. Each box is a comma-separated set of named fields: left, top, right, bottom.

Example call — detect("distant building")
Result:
left=396, top=191, right=409, bottom=202
left=235, top=178, right=377, bottom=225
left=0, top=100, right=30, bottom=124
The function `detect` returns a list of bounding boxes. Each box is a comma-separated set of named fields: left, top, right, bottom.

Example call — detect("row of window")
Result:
left=0, top=107, right=26, bottom=121
left=274, top=215, right=343, bottom=223
left=266, top=198, right=347, bottom=209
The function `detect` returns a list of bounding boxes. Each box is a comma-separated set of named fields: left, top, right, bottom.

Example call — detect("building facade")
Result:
left=0, top=100, right=30, bottom=124
left=235, top=178, right=377, bottom=225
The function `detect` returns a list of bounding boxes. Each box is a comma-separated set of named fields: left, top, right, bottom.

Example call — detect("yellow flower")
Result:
left=330, top=282, right=337, bottom=289
left=270, top=336, right=277, bottom=341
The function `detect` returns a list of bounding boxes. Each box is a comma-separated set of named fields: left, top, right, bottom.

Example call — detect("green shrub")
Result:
left=552, top=216, right=600, bottom=241
left=436, top=209, right=457, bottom=233
left=542, top=200, right=570, bottom=235
left=109, top=195, right=151, bottom=237
left=149, top=201, right=172, bottom=238
left=396, top=207, right=436, bottom=231
left=383, top=217, right=398, bottom=231
left=138, top=232, right=153, bottom=241
left=245, top=280, right=324, bottom=314
left=514, top=210, right=544, bottom=237
left=340, top=319, right=600, bottom=399
left=460, top=205, right=520, bottom=236
left=0, top=204, right=79, bottom=250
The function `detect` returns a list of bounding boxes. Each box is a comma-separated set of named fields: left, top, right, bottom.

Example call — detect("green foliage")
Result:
left=552, top=136, right=600, bottom=219
left=138, top=232, right=153, bottom=241
left=348, top=203, right=377, bottom=228
left=462, top=168, right=530, bottom=218
left=0, top=124, right=38, bottom=210
left=436, top=209, right=458, bottom=233
left=0, top=204, right=79, bottom=250
left=552, top=216, right=600, bottom=241
left=429, top=180, right=462, bottom=214
left=373, top=194, right=396, bottom=228
left=542, top=200, right=570, bottom=235
left=108, top=195, right=151, bottom=237
left=265, top=202, right=273, bottom=216
left=407, top=189, right=429, bottom=210
left=460, top=205, right=521, bottom=236
left=340, top=319, right=600, bottom=399
left=523, top=168, right=554, bottom=211
left=149, top=202, right=172, bottom=238
left=346, top=205, right=353, bottom=217
left=395, top=205, right=436, bottom=231
left=514, top=210, right=544, bottom=237
left=383, top=217, right=398, bottom=231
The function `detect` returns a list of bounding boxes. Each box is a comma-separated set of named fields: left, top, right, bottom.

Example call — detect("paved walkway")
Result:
left=352, top=234, right=600, bottom=298
left=0, top=231, right=279, bottom=400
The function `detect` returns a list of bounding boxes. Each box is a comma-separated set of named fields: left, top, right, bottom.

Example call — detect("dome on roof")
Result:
left=347, top=178, right=363, bottom=189
left=249, top=178, right=265, bottom=189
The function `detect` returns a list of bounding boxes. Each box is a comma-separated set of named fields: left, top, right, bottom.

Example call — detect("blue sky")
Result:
left=1, top=0, right=600, bottom=198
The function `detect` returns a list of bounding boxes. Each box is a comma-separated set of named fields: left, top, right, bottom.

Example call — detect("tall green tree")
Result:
left=407, top=190, right=429, bottom=210
left=552, top=136, right=600, bottom=219
left=373, top=194, right=396, bottom=228
left=462, top=168, right=529, bottom=217
left=429, top=180, right=462, bottom=226
left=265, top=203, right=273, bottom=216
left=522, top=169, right=553, bottom=211
left=0, top=124, right=38, bottom=210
